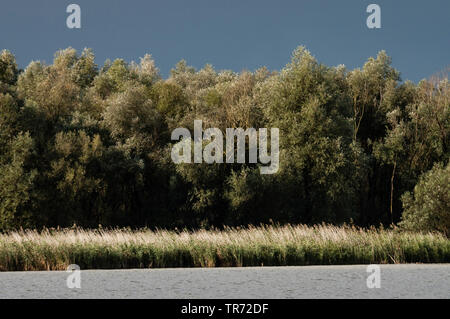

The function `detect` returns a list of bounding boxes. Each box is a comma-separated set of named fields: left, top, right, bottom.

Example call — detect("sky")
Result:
left=0, top=0, right=449, bottom=82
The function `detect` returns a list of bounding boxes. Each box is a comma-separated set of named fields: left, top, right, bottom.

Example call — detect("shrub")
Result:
left=400, top=162, right=450, bottom=236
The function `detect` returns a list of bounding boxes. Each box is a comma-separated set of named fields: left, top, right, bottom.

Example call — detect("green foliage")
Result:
left=374, top=78, right=449, bottom=222
left=0, top=93, right=20, bottom=144
left=48, top=131, right=105, bottom=225
left=0, top=47, right=448, bottom=231
left=17, top=48, right=87, bottom=121
left=103, top=84, right=159, bottom=139
left=0, top=132, right=36, bottom=230
left=258, top=47, right=359, bottom=223
left=150, top=81, right=187, bottom=118
left=400, top=163, right=450, bottom=236
left=0, top=50, right=19, bottom=94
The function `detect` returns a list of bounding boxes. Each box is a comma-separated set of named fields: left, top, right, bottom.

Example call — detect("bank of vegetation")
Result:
left=0, top=225, right=448, bottom=271
left=0, top=46, right=448, bottom=236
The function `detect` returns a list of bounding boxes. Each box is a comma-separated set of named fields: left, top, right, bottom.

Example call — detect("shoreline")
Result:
left=2, top=263, right=450, bottom=273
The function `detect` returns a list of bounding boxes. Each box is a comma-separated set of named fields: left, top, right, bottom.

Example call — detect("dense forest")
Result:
left=0, top=47, right=448, bottom=233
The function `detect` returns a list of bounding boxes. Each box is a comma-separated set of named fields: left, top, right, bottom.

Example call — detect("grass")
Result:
left=0, top=224, right=449, bottom=271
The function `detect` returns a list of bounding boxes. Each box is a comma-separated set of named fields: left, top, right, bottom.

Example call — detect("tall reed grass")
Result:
left=0, top=224, right=448, bottom=271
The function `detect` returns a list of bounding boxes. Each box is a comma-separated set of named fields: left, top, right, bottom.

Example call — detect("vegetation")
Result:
left=400, top=162, right=450, bottom=236
left=0, top=46, right=449, bottom=234
left=0, top=225, right=448, bottom=271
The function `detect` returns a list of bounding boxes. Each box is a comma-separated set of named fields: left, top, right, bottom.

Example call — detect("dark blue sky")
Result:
left=1, top=0, right=448, bottom=82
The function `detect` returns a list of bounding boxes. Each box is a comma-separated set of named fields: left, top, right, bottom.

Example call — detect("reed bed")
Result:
left=0, top=224, right=448, bottom=271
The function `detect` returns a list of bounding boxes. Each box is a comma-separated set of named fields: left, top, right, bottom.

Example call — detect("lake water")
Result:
left=0, top=264, right=448, bottom=299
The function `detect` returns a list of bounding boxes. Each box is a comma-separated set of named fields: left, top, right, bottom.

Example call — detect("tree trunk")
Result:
left=390, top=161, right=396, bottom=224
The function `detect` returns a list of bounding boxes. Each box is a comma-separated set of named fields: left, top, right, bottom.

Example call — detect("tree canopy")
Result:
left=0, top=47, right=448, bottom=233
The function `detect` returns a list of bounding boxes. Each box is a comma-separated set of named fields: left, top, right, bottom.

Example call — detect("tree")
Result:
left=0, top=93, right=20, bottom=146
left=17, top=48, right=84, bottom=121
left=150, top=80, right=187, bottom=119
left=0, top=50, right=19, bottom=95
left=400, top=162, right=450, bottom=236
left=347, top=51, right=400, bottom=146
left=102, top=83, right=166, bottom=154
left=258, top=46, right=359, bottom=223
left=0, top=132, right=37, bottom=230
left=0, top=46, right=448, bottom=230
left=375, top=78, right=449, bottom=223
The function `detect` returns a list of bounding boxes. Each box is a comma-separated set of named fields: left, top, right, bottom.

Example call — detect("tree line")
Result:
left=0, top=47, right=448, bottom=233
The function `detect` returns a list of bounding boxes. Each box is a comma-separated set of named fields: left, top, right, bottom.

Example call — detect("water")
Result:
left=0, top=264, right=449, bottom=299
